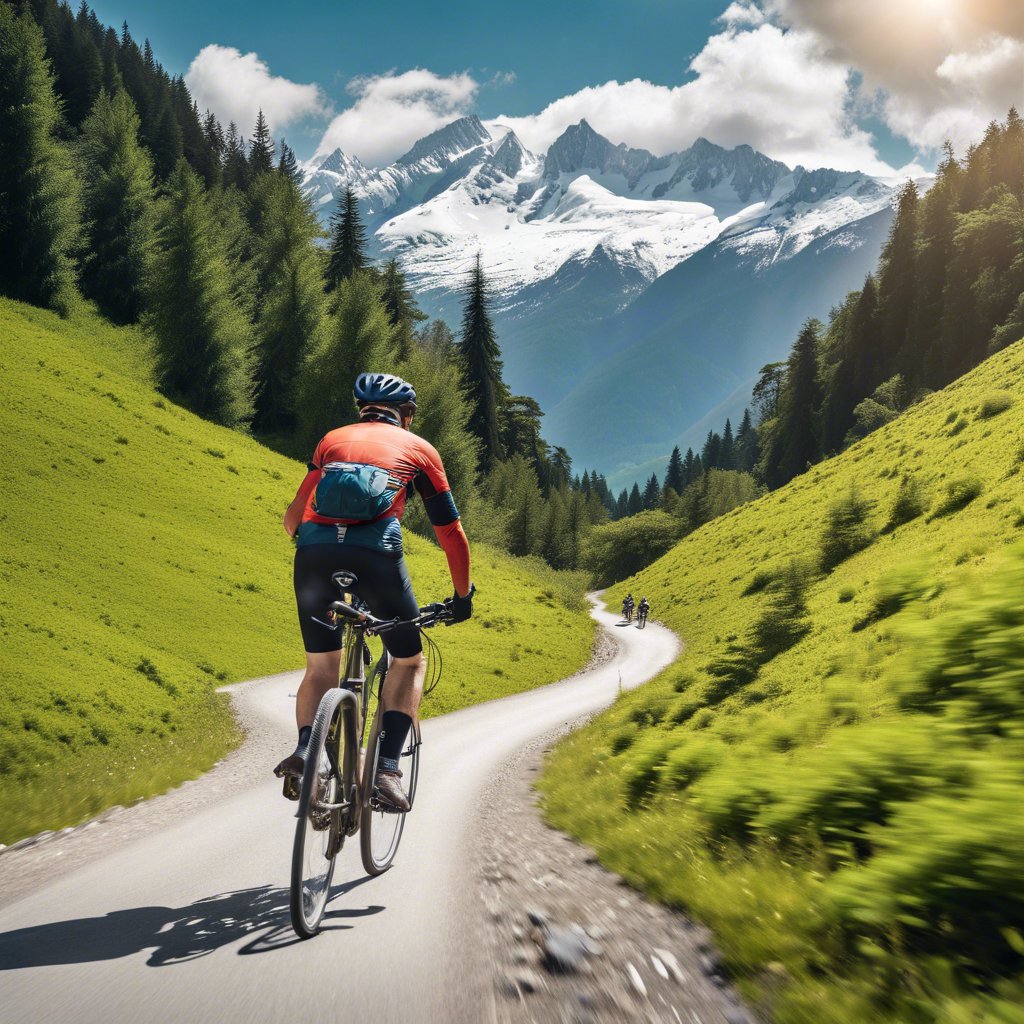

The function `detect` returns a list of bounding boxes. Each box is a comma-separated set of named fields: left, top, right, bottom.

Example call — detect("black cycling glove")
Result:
left=447, top=583, right=475, bottom=624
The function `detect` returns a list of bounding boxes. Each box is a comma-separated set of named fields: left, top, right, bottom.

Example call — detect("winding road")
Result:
left=0, top=598, right=679, bottom=1023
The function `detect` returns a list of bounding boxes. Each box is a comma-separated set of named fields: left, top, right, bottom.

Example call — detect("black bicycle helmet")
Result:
left=353, top=372, right=417, bottom=409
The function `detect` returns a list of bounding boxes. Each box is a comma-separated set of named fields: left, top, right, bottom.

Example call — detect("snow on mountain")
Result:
left=301, top=114, right=495, bottom=228
left=302, top=119, right=891, bottom=310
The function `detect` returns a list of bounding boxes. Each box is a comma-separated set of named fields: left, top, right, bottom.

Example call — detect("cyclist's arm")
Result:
left=283, top=466, right=319, bottom=537
left=413, top=444, right=471, bottom=597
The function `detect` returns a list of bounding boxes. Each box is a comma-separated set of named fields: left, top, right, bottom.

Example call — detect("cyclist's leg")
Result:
left=296, top=650, right=343, bottom=729
left=293, top=545, right=348, bottom=730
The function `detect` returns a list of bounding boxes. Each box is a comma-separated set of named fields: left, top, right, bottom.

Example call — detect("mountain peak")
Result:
left=543, top=120, right=653, bottom=181
left=395, top=114, right=492, bottom=167
left=313, top=147, right=367, bottom=175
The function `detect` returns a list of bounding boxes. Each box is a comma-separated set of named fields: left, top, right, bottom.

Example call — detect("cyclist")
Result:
left=276, top=372, right=474, bottom=812
left=638, top=596, right=650, bottom=622
left=622, top=593, right=634, bottom=621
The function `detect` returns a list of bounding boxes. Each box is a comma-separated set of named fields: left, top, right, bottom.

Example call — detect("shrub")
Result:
left=930, top=475, right=983, bottom=519
left=829, top=771, right=1024, bottom=978
left=820, top=486, right=876, bottom=571
left=892, top=544, right=1024, bottom=735
left=852, top=564, right=932, bottom=631
left=838, top=587, right=855, bottom=603
left=661, top=736, right=726, bottom=790
left=978, top=391, right=1014, bottom=419
left=580, top=510, right=682, bottom=587
left=884, top=474, right=926, bottom=531
left=623, top=732, right=678, bottom=807
left=705, top=561, right=811, bottom=688
left=754, top=720, right=955, bottom=856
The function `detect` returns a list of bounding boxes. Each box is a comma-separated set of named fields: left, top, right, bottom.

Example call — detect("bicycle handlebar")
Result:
left=317, top=598, right=454, bottom=635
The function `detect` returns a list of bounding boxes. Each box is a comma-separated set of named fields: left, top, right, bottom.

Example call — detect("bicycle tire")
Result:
left=290, top=687, right=357, bottom=938
left=360, top=708, right=420, bottom=875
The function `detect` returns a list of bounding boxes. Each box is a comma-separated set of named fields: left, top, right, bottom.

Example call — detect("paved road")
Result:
left=0, top=599, right=678, bottom=1024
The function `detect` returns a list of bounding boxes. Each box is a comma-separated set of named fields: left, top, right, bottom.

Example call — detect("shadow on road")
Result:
left=0, top=877, right=381, bottom=968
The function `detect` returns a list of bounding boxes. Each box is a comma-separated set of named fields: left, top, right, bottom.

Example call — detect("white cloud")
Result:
left=719, top=2, right=766, bottom=27
left=185, top=45, right=329, bottom=136
left=313, top=69, right=478, bottom=166
left=491, top=23, right=893, bottom=174
left=768, top=0, right=1024, bottom=151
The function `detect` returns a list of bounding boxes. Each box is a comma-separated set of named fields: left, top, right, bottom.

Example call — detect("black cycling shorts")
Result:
left=293, top=544, right=421, bottom=658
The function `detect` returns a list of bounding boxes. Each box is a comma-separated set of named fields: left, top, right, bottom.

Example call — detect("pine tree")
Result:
left=325, top=186, right=368, bottom=290
left=223, top=121, right=249, bottom=189
left=702, top=431, right=722, bottom=470
left=380, top=258, right=427, bottom=360
left=663, top=445, right=684, bottom=495
left=876, top=180, right=920, bottom=379
left=248, top=109, right=274, bottom=177
left=735, top=408, right=758, bottom=472
left=642, top=473, right=660, bottom=510
left=459, top=255, right=506, bottom=469
left=278, top=141, right=300, bottom=182
left=0, top=4, right=81, bottom=314
left=768, top=319, right=823, bottom=487
left=151, top=91, right=183, bottom=179
left=683, top=447, right=697, bottom=487
left=249, top=175, right=326, bottom=433
left=78, top=88, right=155, bottom=323
left=615, top=488, right=629, bottom=520
left=295, top=269, right=393, bottom=447
left=720, top=418, right=735, bottom=470
left=148, top=159, right=252, bottom=426
left=627, top=483, right=643, bottom=517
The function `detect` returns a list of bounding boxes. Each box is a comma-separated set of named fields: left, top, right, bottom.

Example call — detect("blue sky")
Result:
left=89, top=0, right=1022, bottom=173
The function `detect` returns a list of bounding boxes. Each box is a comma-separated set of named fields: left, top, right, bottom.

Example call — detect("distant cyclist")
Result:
left=276, top=373, right=474, bottom=811
left=622, top=593, right=634, bottom=622
left=637, top=596, right=650, bottom=626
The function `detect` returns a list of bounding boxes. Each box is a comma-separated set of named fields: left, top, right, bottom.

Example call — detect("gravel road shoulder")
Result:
left=471, top=631, right=754, bottom=1024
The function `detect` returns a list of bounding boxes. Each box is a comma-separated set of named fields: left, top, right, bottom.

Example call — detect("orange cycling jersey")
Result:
left=295, top=421, right=470, bottom=595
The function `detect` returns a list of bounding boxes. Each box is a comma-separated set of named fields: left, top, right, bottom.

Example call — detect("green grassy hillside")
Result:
left=541, top=340, right=1024, bottom=1022
left=0, top=299, right=594, bottom=844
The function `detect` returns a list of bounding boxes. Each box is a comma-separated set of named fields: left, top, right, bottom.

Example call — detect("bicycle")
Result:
left=622, top=603, right=633, bottom=623
left=289, top=569, right=452, bottom=938
left=637, top=607, right=648, bottom=629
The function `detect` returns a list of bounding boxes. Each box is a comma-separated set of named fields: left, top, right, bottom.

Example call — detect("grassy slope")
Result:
left=541, top=340, right=1024, bottom=1022
left=0, top=299, right=594, bottom=844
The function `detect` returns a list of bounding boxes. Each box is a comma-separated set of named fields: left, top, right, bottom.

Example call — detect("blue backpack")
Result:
left=312, top=462, right=401, bottom=521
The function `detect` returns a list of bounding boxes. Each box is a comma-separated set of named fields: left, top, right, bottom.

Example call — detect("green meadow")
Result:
left=541, top=340, right=1024, bottom=1021
left=0, top=298, right=594, bottom=844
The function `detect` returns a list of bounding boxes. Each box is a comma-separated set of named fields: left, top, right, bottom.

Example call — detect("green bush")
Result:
left=852, top=563, right=932, bottom=631
left=581, top=510, right=682, bottom=587
left=892, top=545, right=1024, bottom=735
left=978, top=391, right=1014, bottom=419
left=829, top=769, right=1024, bottom=978
left=930, top=475, right=983, bottom=519
left=661, top=735, right=726, bottom=790
left=706, top=561, right=811, bottom=688
left=820, top=486, right=876, bottom=571
left=753, top=720, right=957, bottom=856
left=884, top=474, right=927, bottom=530
left=623, top=731, right=678, bottom=806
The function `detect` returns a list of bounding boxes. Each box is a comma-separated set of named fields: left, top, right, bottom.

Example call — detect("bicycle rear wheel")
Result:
left=290, top=688, right=357, bottom=938
left=360, top=709, right=420, bottom=875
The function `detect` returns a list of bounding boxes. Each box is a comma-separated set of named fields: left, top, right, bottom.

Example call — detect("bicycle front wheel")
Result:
left=290, top=688, right=357, bottom=938
left=360, top=711, right=420, bottom=875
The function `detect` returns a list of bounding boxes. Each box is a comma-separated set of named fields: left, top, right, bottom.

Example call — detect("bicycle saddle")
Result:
left=332, top=570, right=359, bottom=591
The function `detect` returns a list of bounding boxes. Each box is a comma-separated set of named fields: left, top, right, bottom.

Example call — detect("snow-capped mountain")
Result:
left=301, top=118, right=898, bottom=481
left=304, top=117, right=891, bottom=304
left=302, top=115, right=495, bottom=228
